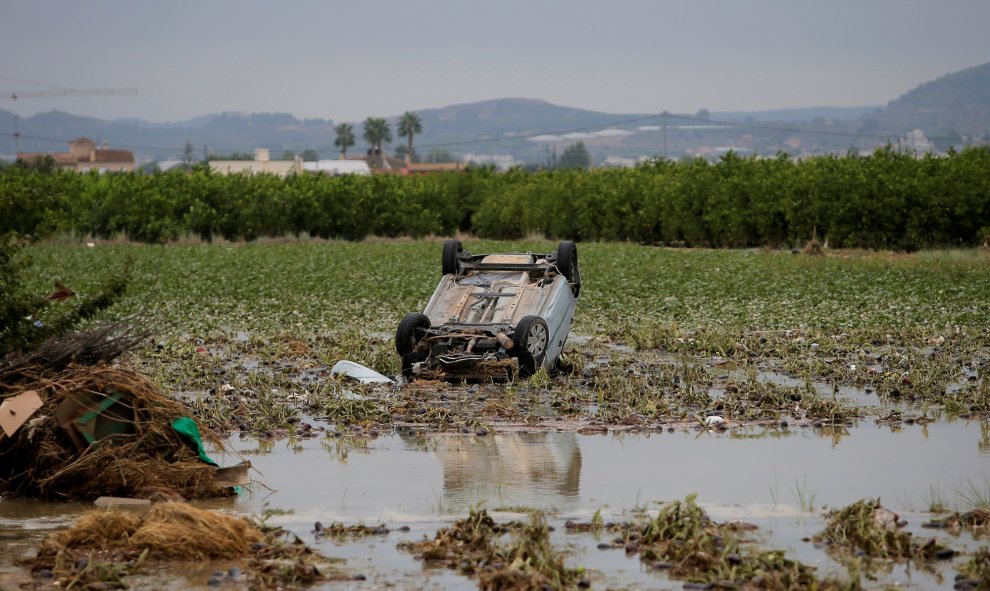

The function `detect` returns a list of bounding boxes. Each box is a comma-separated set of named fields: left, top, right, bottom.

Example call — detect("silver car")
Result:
left=396, top=240, right=581, bottom=380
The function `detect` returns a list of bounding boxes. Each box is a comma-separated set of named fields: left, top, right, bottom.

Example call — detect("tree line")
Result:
left=2, top=147, right=988, bottom=250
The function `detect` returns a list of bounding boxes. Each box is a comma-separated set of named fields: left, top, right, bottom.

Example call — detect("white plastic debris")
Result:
left=704, top=415, right=726, bottom=428
left=330, top=360, right=394, bottom=384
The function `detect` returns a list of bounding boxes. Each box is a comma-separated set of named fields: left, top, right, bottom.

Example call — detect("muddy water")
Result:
left=3, top=420, right=989, bottom=589
left=225, top=420, right=990, bottom=520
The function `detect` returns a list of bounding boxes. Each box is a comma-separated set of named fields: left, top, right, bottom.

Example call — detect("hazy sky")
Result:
left=2, top=0, right=989, bottom=123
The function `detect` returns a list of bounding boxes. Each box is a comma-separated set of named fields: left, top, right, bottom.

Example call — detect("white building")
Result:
left=210, top=148, right=303, bottom=176
left=303, top=160, right=371, bottom=176
left=901, top=129, right=934, bottom=156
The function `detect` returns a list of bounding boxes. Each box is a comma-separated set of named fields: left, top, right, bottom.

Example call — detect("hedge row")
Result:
left=3, top=147, right=989, bottom=249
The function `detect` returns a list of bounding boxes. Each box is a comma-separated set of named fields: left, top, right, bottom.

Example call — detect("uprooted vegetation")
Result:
left=814, top=498, right=956, bottom=565
left=136, top=324, right=984, bottom=440
left=593, top=494, right=854, bottom=590
left=923, top=508, right=990, bottom=538
left=398, top=507, right=582, bottom=590
left=954, top=546, right=990, bottom=590
left=20, top=502, right=338, bottom=589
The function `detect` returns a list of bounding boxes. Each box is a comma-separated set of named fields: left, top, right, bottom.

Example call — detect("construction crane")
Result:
left=3, top=87, right=138, bottom=100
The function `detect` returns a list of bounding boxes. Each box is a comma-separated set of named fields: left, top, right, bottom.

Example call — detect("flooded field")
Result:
left=4, top=417, right=989, bottom=589
left=3, top=241, right=990, bottom=589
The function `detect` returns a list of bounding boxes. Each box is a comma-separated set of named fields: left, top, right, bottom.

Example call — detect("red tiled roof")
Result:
left=93, top=149, right=134, bottom=163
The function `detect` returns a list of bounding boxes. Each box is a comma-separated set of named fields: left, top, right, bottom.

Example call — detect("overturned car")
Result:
left=396, top=240, right=581, bottom=380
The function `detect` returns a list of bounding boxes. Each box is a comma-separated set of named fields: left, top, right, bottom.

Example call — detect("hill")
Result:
left=2, top=63, right=988, bottom=163
left=875, top=61, right=990, bottom=137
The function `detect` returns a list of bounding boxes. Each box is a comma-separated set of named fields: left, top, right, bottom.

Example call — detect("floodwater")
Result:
left=4, top=418, right=989, bottom=589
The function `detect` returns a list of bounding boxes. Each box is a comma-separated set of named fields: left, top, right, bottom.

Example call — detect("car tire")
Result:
left=555, top=241, right=581, bottom=297
left=513, top=315, right=549, bottom=377
left=442, top=239, right=463, bottom=276
left=395, top=313, right=431, bottom=377
left=396, top=313, right=431, bottom=355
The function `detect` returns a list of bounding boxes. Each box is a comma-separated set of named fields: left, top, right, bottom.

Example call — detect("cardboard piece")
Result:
left=214, top=461, right=252, bottom=488
left=0, top=390, right=43, bottom=437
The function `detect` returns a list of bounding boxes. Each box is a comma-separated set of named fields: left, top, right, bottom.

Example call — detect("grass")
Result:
left=926, top=484, right=950, bottom=513
left=791, top=476, right=817, bottom=512
left=15, top=240, right=990, bottom=434
left=957, top=477, right=990, bottom=511
left=21, top=241, right=990, bottom=338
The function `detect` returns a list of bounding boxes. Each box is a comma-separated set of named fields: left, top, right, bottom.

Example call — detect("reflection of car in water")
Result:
left=413, top=432, right=582, bottom=508
left=395, top=240, right=581, bottom=380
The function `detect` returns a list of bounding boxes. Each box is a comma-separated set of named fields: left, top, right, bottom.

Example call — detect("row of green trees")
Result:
left=2, top=148, right=988, bottom=249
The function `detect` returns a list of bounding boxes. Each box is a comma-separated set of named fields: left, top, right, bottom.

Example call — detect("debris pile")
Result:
left=0, top=328, right=236, bottom=500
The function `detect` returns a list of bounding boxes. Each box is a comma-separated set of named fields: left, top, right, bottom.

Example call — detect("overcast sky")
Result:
left=2, top=0, right=989, bottom=124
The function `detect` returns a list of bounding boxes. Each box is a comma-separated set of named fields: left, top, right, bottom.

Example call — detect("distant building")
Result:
left=303, top=160, right=371, bottom=176
left=17, top=137, right=135, bottom=172
left=349, top=150, right=464, bottom=174
left=900, top=129, right=934, bottom=156
left=209, top=148, right=302, bottom=176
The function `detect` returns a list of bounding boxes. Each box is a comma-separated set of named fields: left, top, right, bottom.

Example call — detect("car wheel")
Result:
left=396, top=313, right=431, bottom=376
left=555, top=241, right=581, bottom=297
left=396, top=313, right=431, bottom=355
left=513, top=315, right=549, bottom=377
left=442, top=239, right=463, bottom=276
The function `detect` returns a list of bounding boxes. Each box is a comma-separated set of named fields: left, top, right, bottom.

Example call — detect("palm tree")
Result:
left=334, top=123, right=356, bottom=158
left=397, top=111, right=423, bottom=164
left=361, top=117, right=392, bottom=155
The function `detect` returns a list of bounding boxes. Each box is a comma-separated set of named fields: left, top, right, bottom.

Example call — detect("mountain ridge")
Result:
left=2, top=61, right=988, bottom=162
